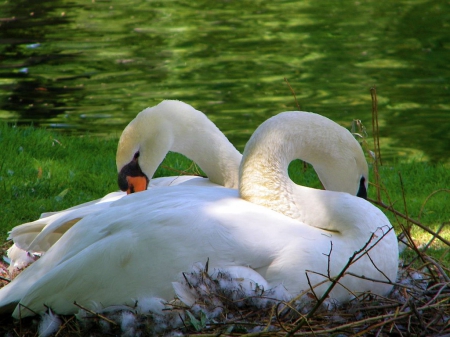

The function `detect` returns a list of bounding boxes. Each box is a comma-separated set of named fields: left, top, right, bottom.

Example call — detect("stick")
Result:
left=370, top=86, right=382, bottom=166
left=419, top=189, right=450, bottom=222
left=284, top=77, right=301, bottom=110
left=421, top=222, right=448, bottom=254
left=286, top=232, right=380, bottom=336
left=73, top=301, right=118, bottom=325
left=0, top=276, right=10, bottom=283
left=370, top=86, right=382, bottom=202
left=368, top=198, right=450, bottom=247
left=398, top=172, right=411, bottom=233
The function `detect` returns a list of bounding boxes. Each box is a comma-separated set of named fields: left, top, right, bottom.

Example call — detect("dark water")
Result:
left=1, top=0, right=449, bottom=163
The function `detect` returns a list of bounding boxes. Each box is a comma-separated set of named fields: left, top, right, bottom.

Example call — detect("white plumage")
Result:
left=0, top=107, right=397, bottom=319
left=6, top=100, right=368, bottom=271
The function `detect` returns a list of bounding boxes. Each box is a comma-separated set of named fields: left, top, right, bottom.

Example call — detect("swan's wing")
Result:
left=7, top=192, right=125, bottom=261
left=0, top=187, right=297, bottom=317
left=8, top=177, right=216, bottom=257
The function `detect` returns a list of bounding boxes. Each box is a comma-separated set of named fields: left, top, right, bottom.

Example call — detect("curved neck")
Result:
left=117, top=100, right=242, bottom=188
left=239, top=111, right=367, bottom=220
left=238, top=115, right=304, bottom=219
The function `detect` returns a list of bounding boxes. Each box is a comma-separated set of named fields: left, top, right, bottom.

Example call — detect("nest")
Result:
left=1, top=238, right=449, bottom=337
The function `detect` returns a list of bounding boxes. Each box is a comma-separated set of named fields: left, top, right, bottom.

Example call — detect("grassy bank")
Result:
left=1, top=124, right=449, bottom=335
left=0, top=124, right=449, bottom=258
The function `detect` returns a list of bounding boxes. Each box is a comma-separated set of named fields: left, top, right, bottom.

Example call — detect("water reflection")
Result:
left=0, top=0, right=448, bottom=163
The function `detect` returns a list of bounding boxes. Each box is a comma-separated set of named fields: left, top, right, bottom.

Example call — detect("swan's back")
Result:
left=0, top=186, right=397, bottom=318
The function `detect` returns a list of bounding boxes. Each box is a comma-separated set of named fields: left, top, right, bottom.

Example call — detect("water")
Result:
left=1, top=0, right=449, bottom=163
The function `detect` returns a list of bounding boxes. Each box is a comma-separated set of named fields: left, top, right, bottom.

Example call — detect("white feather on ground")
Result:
left=69, top=263, right=290, bottom=335
left=38, top=309, right=61, bottom=337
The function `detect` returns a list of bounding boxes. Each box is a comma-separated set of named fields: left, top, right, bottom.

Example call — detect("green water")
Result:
left=0, top=0, right=449, bottom=163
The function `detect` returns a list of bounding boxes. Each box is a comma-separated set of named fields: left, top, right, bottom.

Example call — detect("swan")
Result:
left=116, top=100, right=242, bottom=193
left=6, top=100, right=241, bottom=268
left=0, top=110, right=398, bottom=318
left=6, top=100, right=368, bottom=270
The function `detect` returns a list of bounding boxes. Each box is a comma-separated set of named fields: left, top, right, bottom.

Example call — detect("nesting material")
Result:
left=1, top=247, right=448, bottom=336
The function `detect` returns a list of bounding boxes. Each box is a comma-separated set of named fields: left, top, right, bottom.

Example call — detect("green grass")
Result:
left=0, top=124, right=205, bottom=242
left=0, top=124, right=118, bottom=240
left=373, top=163, right=449, bottom=265
left=1, top=124, right=449, bottom=263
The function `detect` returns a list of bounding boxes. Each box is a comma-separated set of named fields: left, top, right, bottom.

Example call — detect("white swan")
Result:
left=6, top=100, right=241, bottom=267
left=116, top=101, right=242, bottom=192
left=116, top=100, right=242, bottom=193
left=0, top=110, right=398, bottom=318
left=6, top=100, right=368, bottom=269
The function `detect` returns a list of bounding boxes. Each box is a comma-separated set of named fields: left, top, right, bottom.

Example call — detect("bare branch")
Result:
left=284, top=77, right=301, bottom=110
left=369, top=198, right=450, bottom=247
left=73, top=301, right=118, bottom=325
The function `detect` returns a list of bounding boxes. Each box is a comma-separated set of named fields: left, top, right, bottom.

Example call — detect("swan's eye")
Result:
left=356, top=176, right=367, bottom=199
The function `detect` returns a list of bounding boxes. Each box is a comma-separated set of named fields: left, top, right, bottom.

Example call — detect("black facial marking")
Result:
left=118, top=171, right=129, bottom=191
left=356, top=176, right=367, bottom=199
left=117, top=152, right=149, bottom=191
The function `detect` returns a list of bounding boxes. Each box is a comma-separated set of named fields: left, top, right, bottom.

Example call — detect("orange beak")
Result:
left=126, top=176, right=148, bottom=194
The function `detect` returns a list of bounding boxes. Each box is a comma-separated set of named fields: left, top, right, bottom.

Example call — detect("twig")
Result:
left=370, top=86, right=382, bottom=202
left=397, top=220, right=438, bottom=282
left=305, top=268, right=358, bottom=299
left=17, top=302, right=39, bottom=317
left=55, top=315, right=75, bottom=337
left=422, top=256, right=450, bottom=282
left=73, top=301, right=118, bottom=325
left=286, top=232, right=380, bottom=336
left=368, top=198, right=450, bottom=247
left=355, top=303, right=402, bottom=311
left=409, top=299, right=426, bottom=331
left=284, top=77, right=301, bottom=110
left=366, top=251, right=393, bottom=282
left=0, top=276, right=10, bottom=283
left=398, top=172, right=411, bottom=233
left=274, top=302, right=291, bottom=332
left=418, top=189, right=450, bottom=222
left=423, top=282, right=450, bottom=306
left=422, top=222, right=448, bottom=254
left=370, top=86, right=382, bottom=166
left=160, top=164, right=205, bottom=178
left=292, top=310, right=412, bottom=336
left=326, top=241, right=333, bottom=279
left=344, top=272, right=415, bottom=289
left=304, top=272, right=319, bottom=302
left=353, top=311, right=411, bottom=337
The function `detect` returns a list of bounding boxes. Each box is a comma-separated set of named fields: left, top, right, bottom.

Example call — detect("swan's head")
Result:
left=116, top=108, right=166, bottom=194
left=239, top=111, right=370, bottom=203
left=117, top=151, right=149, bottom=194
left=356, top=175, right=368, bottom=199
left=313, top=138, right=369, bottom=199
left=291, top=111, right=370, bottom=199
left=116, top=101, right=185, bottom=194
left=116, top=100, right=242, bottom=193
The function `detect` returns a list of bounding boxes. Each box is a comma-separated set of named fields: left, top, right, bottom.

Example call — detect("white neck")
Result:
left=239, top=111, right=368, bottom=222
left=117, top=100, right=242, bottom=188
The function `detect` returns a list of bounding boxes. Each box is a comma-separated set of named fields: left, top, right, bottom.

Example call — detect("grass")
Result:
left=0, top=124, right=118, bottom=241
